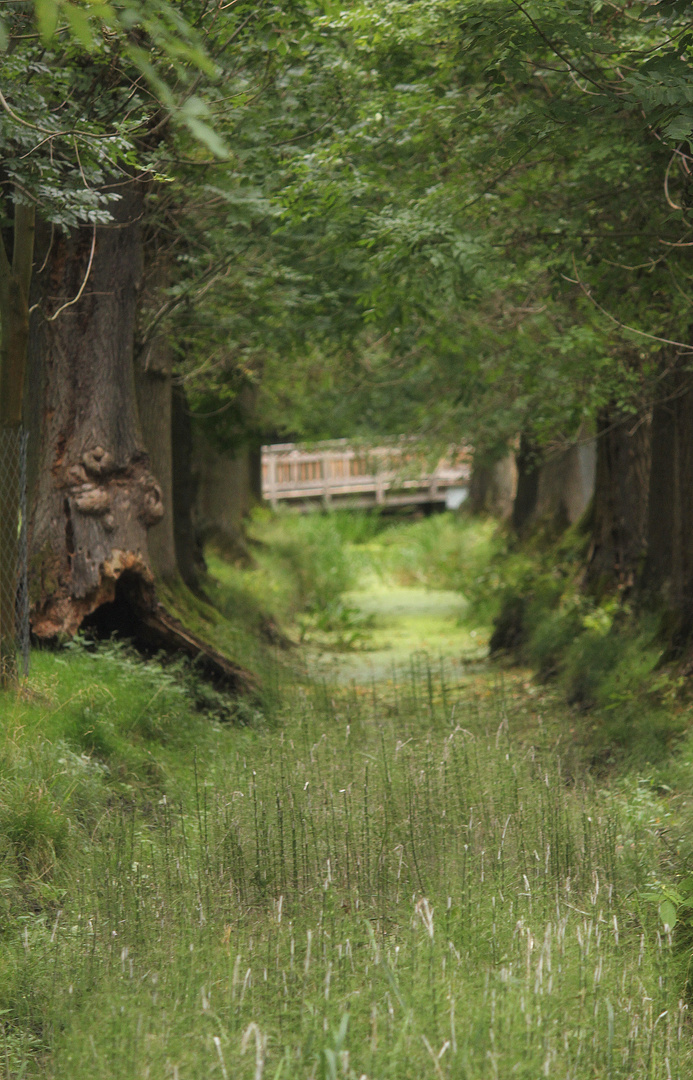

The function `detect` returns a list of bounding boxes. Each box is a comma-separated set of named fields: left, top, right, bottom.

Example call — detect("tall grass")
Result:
left=0, top=647, right=689, bottom=1078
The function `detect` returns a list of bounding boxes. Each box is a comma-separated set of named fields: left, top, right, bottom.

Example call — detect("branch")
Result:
left=45, top=226, right=96, bottom=321
left=567, top=255, right=693, bottom=353
left=508, top=0, right=609, bottom=94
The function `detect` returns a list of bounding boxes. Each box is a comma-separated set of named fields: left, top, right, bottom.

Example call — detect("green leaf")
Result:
left=679, top=875, right=693, bottom=897
left=35, top=0, right=60, bottom=41
left=659, top=899, right=678, bottom=930
left=183, top=116, right=229, bottom=159
left=180, top=96, right=229, bottom=159
left=64, top=2, right=96, bottom=50
left=664, top=113, right=693, bottom=142
left=0, top=15, right=7, bottom=51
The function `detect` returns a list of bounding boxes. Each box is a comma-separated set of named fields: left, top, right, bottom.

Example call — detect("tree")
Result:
left=3, top=0, right=346, bottom=667
left=0, top=0, right=239, bottom=670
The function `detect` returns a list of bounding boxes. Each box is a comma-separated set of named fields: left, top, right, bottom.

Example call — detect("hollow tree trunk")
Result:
left=27, top=183, right=165, bottom=637
left=25, top=189, right=254, bottom=692
left=640, top=367, right=693, bottom=637
left=583, top=409, right=651, bottom=593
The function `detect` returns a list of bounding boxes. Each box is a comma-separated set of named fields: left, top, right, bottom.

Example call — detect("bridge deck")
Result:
left=261, top=440, right=470, bottom=509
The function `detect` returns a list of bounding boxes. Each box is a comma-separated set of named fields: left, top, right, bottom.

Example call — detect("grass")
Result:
left=0, top=510, right=692, bottom=1077
left=2, top=654, right=690, bottom=1079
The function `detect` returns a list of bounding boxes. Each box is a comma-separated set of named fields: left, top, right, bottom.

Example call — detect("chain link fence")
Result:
left=0, top=428, right=30, bottom=682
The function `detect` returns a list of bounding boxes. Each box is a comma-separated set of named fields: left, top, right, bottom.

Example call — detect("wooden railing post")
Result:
left=267, top=453, right=278, bottom=509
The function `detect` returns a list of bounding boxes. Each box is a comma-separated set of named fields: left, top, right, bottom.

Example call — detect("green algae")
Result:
left=305, top=575, right=489, bottom=683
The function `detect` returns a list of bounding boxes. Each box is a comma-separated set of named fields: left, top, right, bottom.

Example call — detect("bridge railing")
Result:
left=261, top=439, right=471, bottom=508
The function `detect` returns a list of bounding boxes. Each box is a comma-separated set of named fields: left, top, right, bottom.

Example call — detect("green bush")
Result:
left=562, top=629, right=622, bottom=708
left=0, top=782, right=69, bottom=878
left=527, top=607, right=583, bottom=681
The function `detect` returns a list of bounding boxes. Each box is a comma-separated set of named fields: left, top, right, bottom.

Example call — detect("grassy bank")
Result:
left=1, top=510, right=692, bottom=1077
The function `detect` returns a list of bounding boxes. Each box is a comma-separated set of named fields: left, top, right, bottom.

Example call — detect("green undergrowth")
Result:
left=206, top=509, right=386, bottom=650
left=480, top=526, right=692, bottom=765
left=207, top=508, right=503, bottom=651
left=205, top=508, right=693, bottom=768
left=1, top=643, right=691, bottom=1078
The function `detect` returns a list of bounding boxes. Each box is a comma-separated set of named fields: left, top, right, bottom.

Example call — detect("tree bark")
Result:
left=640, top=367, right=693, bottom=637
left=194, top=432, right=254, bottom=561
left=24, top=188, right=255, bottom=692
left=0, top=197, right=35, bottom=682
left=248, top=441, right=263, bottom=504
left=535, top=430, right=596, bottom=530
left=469, top=451, right=517, bottom=519
left=134, top=256, right=177, bottom=581
left=0, top=201, right=35, bottom=427
left=583, top=409, right=651, bottom=593
left=27, top=183, right=165, bottom=638
left=511, top=435, right=541, bottom=533
left=171, top=386, right=205, bottom=591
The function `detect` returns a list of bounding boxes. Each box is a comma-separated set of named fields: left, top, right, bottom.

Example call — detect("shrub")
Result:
left=527, top=607, right=583, bottom=680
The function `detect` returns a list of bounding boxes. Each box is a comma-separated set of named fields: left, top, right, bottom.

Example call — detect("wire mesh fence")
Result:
left=0, top=427, right=29, bottom=682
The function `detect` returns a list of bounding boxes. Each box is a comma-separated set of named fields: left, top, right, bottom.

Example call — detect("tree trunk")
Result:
left=0, top=199, right=35, bottom=682
left=640, top=368, right=693, bottom=638
left=469, top=452, right=517, bottom=519
left=248, top=441, right=263, bottom=504
left=24, top=190, right=255, bottom=693
left=171, top=386, right=205, bottom=591
left=511, top=435, right=541, bottom=533
left=134, top=257, right=177, bottom=581
left=27, top=183, right=165, bottom=638
left=535, top=429, right=596, bottom=531
left=194, top=432, right=254, bottom=562
left=583, top=409, right=651, bottom=593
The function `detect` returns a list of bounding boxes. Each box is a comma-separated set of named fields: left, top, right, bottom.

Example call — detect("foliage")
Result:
left=7, top=1, right=693, bottom=457
left=239, top=0, right=693, bottom=452
left=208, top=509, right=380, bottom=650
left=479, top=526, right=692, bottom=761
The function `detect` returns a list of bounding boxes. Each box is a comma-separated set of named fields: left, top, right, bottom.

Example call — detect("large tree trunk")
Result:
left=583, top=409, right=651, bottom=593
left=25, top=187, right=254, bottom=692
left=640, top=367, right=693, bottom=638
left=27, top=184, right=164, bottom=638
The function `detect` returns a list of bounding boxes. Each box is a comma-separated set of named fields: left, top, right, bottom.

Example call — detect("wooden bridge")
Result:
left=261, top=439, right=471, bottom=510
